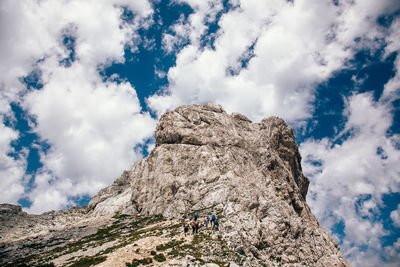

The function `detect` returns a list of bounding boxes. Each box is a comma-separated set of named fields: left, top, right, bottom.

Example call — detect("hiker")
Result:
left=195, top=221, right=200, bottom=233
left=204, top=217, right=207, bottom=227
left=184, top=223, right=189, bottom=236
left=147, top=210, right=149, bottom=216
left=211, top=214, right=216, bottom=226
left=194, top=212, right=198, bottom=222
left=192, top=221, right=197, bottom=234
left=206, top=216, right=210, bottom=227
left=213, top=219, right=219, bottom=231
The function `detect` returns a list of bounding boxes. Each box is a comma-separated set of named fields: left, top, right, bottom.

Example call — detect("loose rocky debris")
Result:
left=0, top=210, right=248, bottom=267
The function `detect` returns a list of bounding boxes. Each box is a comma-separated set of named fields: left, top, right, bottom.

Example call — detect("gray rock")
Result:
left=89, top=103, right=348, bottom=266
left=0, top=103, right=349, bottom=266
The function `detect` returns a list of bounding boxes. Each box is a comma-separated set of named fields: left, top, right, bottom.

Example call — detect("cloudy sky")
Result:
left=0, top=0, right=399, bottom=265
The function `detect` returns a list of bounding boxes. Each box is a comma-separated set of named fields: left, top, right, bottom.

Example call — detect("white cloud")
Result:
left=0, top=0, right=153, bottom=109
left=149, top=0, right=400, bottom=123
left=162, top=14, right=191, bottom=54
left=23, top=60, right=156, bottom=212
left=300, top=92, right=400, bottom=266
left=175, top=0, right=224, bottom=44
left=0, top=119, right=26, bottom=203
left=22, top=53, right=156, bottom=214
left=26, top=172, right=70, bottom=214
left=390, top=205, right=400, bottom=228
left=0, top=0, right=156, bottom=213
left=382, top=18, right=400, bottom=103
left=161, top=0, right=224, bottom=54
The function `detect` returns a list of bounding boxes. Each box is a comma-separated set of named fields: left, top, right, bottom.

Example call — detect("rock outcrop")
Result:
left=88, top=103, right=348, bottom=266
left=0, top=103, right=349, bottom=266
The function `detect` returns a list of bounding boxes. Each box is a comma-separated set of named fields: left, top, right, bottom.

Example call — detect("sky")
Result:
left=0, top=0, right=399, bottom=266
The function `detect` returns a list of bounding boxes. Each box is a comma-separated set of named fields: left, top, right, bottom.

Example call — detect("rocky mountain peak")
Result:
left=155, top=103, right=309, bottom=199
left=87, top=103, right=347, bottom=265
left=0, top=103, right=349, bottom=266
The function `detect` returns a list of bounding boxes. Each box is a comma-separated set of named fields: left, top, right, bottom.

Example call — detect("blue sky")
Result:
left=0, top=0, right=399, bottom=266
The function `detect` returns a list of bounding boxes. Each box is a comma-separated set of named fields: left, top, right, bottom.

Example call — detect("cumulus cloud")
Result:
left=0, top=119, right=26, bottom=203
left=382, top=18, right=400, bottom=103
left=161, top=0, right=224, bottom=54
left=162, top=14, right=191, bottom=54
left=24, top=60, right=156, bottom=213
left=0, top=0, right=157, bottom=213
left=390, top=205, right=400, bottom=228
left=300, top=90, right=400, bottom=265
left=0, top=0, right=152, bottom=112
left=148, top=0, right=400, bottom=123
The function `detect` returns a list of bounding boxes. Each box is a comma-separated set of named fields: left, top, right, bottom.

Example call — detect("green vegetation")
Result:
left=5, top=213, right=245, bottom=267
left=36, top=263, right=55, bottom=267
left=156, top=239, right=184, bottom=251
left=167, top=248, right=185, bottom=258
left=112, top=213, right=130, bottom=220
left=6, top=214, right=164, bottom=266
left=182, top=243, right=195, bottom=250
left=207, top=259, right=230, bottom=266
left=125, top=257, right=153, bottom=267
left=68, top=255, right=106, bottom=267
left=147, top=221, right=239, bottom=266
left=153, top=253, right=166, bottom=262
left=22, top=242, right=46, bottom=250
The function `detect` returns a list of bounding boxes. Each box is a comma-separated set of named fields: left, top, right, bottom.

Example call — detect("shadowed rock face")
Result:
left=88, top=103, right=348, bottom=266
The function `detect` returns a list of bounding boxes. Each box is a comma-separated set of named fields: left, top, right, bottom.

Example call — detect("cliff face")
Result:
left=88, top=103, right=347, bottom=266
left=0, top=103, right=349, bottom=266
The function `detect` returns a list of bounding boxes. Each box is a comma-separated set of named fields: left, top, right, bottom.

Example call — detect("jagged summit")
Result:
left=87, top=103, right=347, bottom=265
left=90, top=103, right=310, bottom=215
left=1, top=103, right=349, bottom=266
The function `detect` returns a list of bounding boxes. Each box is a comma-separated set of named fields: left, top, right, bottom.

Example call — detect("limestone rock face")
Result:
left=88, top=103, right=348, bottom=266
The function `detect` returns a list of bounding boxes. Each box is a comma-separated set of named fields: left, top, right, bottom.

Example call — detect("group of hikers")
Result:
left=183, top=213, right=219, bottom=235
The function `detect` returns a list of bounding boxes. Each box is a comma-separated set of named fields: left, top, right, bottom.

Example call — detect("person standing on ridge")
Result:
left=192, top=221, right=197, bottom=234
left=206, top=215, right=210, bottom=227
left=194, top=212, right=198, bottom=222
